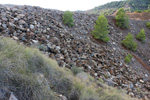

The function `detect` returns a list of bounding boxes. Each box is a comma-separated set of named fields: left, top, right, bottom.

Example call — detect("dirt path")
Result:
left=132, top=53, right=150, bottom=73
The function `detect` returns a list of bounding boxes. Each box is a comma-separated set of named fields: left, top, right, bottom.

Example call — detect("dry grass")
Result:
left=0, top=37, right=134, bottom=100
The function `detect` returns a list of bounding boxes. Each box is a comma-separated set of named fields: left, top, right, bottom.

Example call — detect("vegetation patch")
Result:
left=0, top=37, right=132, bottom=100
left=124, top=53, right=133, bottom=63
left=92, top=14, right=110, bottom=42
left=71, top=66, right=84, bottom=75
left=136, top=29, right=146, bottom=42
left=121, top=33, right=137, bottom=51
left=146, top=22, right=150, bottom=29
left=63, top=11, right=74, bottom=27
left=115, top=8, right=129, bottom=29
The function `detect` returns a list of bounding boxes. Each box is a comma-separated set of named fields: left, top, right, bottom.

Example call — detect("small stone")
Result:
left=2, top=24, right=7, bottom=29
left=81, top=54, right=87, bottom=59
left=94, top=73, right=98, bottom=77
left=140, top=79, right=144, bottom=83
left=46, top=35, right=50, bottom=39
left=9, top=92, right=18, bottom=100
left=88, top=66, right=91, bottom=70
left=128, top=92, right=134, bottom=97
left=13, top=32, right=19, bottom=36
left=59, top=94, right=67, bottom=100
left=14, top=18, right=18, bottom=21
left=55, top=46, right=61, bottom=51
left=130, top=84, right=134, bottom=89
left=30, top=25, right=34, bottom=29
left=2, top=17, right=7, bottom=21
left=13, top=36, right=18, bottom=40
left=21, top=36, right=26, bottom=41
left=32, top=40, right=38, bottom=43
left=19, top=20, right=26, bottom=25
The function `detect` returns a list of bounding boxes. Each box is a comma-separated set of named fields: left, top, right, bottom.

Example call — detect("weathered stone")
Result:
left=32, top=40, right=38, bottom=43
left=9, top=93, right=18, bottom=100
left=13, top=36, right=18, bottom=40
left=19, top=20, right=26, bottom=25
left=128, top=92, right=134, bottom=97
left=2, top=24, right=7, bottom=29
left=30, top=24, right=35, bottom=29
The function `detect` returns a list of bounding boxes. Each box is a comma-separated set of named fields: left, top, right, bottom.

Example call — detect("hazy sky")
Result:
left=0, top=0, right=120, bottom=11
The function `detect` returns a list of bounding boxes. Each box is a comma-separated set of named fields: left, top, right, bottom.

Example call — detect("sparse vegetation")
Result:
left=124, top=53, right=132, bottom=63
left=0, top=37, right=132, bottom=100
left=89, top=0, right=150, bottom=15
left=146, top=22, right=150, bottom=29
left=92, top=14, right=110, bottom=42
left=134, top=10, right=142, bottom=13
left=115, top=8, right=129, bottom=29
left=136, top=29, right=146, bottom=42
left=63, top=11, right=74, bottom=27
left=71, top=66, right=84, bottom=75
left=122, top=33, right=137, bottom=51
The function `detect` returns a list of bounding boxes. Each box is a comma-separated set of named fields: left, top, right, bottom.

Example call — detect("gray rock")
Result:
left=9, top=93, right=18, bottom=100
left=2, top=17, right=8, bottom=21
left=14, top=18, right=18, bottom=21
left=32, top=40, right=38, bottom=43
left=2, top=24, right=7, bottom=29
left=19, top=20, right=26, bottom=25
left=103, top=79, right=117, bottom=87
left=9, top=22, right=16, bottom=27
left=30, top=24, right=35, bottom=29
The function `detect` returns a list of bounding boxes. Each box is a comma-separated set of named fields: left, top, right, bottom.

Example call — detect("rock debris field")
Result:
left=0, top=4, right=150, bottom=99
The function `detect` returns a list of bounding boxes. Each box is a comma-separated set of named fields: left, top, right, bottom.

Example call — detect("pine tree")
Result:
left=136, top=29, right=146, bottom=42
left=122, top=33, right=137, bottom=51
left=63, top=11, right=74, bottom=27
left=115, top=8, right=129, bottom=29
left=124, top=53, right=132, bottom=63
left=92, top=14, right=110, bottom=42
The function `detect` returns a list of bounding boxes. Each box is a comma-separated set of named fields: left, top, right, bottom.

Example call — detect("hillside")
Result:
left=0, top=4, right=150, bottom=99
left=86, top=0, right=150, bottom=15
left=0, top=37, right=133, bottom=100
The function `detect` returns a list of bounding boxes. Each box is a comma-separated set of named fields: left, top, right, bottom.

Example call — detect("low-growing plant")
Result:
left=121, top=33, right=137, bottom=51
left=124, top=53, right=132, bottom=63
left=136, top=29, right=146, bottom=42
left=146, top=22, right=150, bottom=29
left=63, top=11, right=74, bottom=27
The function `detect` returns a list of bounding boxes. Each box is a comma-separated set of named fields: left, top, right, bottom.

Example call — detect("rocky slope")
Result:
left=0, top=4, right=150, bottom=99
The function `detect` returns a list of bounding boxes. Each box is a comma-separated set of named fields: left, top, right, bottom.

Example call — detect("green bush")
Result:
left=63, top=11, right=74, bottom=27
left=115, top=8, right=129, bottom=29
left=146, top=22, right=150, bottom=29
left=124, top=54, right=132, bottom=63
left=92, top=14, right=110, bottom=42
left=136, top=29, right=146, bottom=42
left=121, top=33, right=137, bottom=51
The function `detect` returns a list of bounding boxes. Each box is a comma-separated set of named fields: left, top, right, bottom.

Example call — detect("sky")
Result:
left=0, top=0, right=121, bottom=11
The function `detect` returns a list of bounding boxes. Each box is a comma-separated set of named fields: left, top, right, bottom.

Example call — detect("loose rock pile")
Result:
left=0, top=5, right=150, bottom=99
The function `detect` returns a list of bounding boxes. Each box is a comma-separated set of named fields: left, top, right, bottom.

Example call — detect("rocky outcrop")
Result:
left=0, top=4, right=150, bottom=99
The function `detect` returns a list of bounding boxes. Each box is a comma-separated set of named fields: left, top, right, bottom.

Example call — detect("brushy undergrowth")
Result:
left=0, top=37, right=133, bottom=100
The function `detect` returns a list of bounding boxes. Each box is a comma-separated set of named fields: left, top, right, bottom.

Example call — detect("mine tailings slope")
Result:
left=0, top=5, right=150, bottom=99
left=106, top=16, right=150, bottom=72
